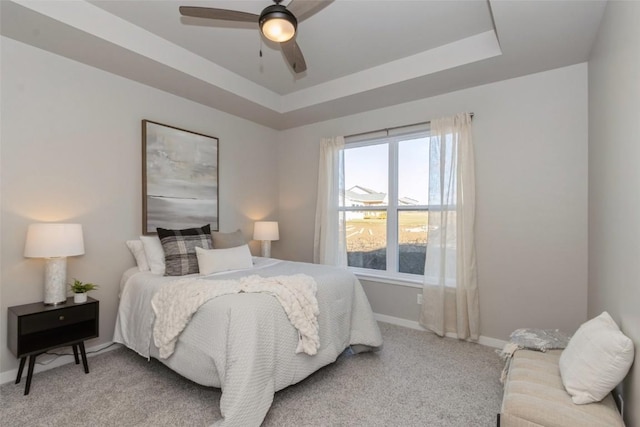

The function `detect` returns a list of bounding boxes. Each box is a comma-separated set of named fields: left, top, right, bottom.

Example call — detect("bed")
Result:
left=113, top=256, right=383, bottom=427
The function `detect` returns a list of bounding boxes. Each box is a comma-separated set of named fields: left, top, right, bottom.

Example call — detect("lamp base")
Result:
left=260, top=240, right=272, bottom=258
left=44, top=257, right=68, bottom=305
left=44, top=301, right=67, bottom=307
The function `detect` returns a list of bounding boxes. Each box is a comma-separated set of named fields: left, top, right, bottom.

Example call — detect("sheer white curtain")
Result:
left=313, top=136, right=348, bottom=266
left=419, top=113, right=479, bottom=340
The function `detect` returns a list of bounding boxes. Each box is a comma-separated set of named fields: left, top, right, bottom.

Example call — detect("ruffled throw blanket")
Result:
left=151, top=274, right=319, bottom=359
left=498, top=328, right=570, bottom=383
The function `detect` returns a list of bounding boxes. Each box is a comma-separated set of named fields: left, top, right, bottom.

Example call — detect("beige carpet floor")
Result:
left=0, top=322, right=504, bottom=426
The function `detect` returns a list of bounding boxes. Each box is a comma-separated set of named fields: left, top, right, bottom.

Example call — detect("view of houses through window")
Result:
left=341, top=133, right=432, bottom=277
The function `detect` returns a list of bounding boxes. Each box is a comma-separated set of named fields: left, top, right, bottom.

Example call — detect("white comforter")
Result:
left=151, top=273, right=320, bottom=358
left=113, top=258, right=383, bottom=427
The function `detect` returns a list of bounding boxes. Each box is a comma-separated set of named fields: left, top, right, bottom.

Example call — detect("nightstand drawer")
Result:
left=21, top=304, right=95, bottom=334
left=8, top=298, right=99, bottom=358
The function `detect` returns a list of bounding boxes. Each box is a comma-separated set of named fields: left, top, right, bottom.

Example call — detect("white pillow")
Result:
left=559, top=311, right=634, bottom=404
left=125, top=240, right=150, bottom=271
left=195, top=244, right=253, bottom=275
left=140, top=235, right=165, bottom=275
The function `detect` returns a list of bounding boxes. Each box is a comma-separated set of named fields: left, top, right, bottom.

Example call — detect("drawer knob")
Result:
left=59, top=315, right=65, bottom=321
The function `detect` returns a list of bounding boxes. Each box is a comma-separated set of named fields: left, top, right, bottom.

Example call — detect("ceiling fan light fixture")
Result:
left=259, top=5, right=297, bottom=43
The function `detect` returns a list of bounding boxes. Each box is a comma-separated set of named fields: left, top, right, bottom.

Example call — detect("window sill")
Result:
left=351, top=269, right=423, bottom=289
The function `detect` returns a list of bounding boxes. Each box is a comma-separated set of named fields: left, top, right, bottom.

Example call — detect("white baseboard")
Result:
left=374, top=313, right=507, bottom=349
left=0, top=341, right=121, bottom=385
left=477, top=335, right=509, bottom=349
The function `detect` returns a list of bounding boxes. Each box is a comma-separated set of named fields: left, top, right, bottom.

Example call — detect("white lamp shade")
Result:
left=24, top=223, right=85, bottom=258
left=253, top=221, right=279, bottom=241
left=262, top=18, right=296, bottom=42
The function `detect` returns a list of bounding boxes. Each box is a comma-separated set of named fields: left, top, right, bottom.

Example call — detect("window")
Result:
left=340, top=129, right=452, bottom=280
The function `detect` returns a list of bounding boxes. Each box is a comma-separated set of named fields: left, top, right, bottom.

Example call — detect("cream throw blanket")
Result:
left=151, top=274, right=319, bottom=359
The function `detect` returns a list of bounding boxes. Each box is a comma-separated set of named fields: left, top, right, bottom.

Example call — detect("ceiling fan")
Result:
left=179, top=0, right=332, bottom=74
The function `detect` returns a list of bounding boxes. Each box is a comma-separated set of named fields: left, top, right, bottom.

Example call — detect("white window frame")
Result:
left=341, top=130, right=433, bottom=286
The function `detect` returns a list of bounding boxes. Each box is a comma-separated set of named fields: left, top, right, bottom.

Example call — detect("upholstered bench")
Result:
left=498, top=349, right=624, bottom=427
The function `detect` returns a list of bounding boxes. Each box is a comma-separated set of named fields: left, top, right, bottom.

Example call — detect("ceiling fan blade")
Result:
left=281, top=39, right=307, bottom=73
left=287, top=0, right=333, bottom=22
left=179, top=6, right=259, bottom=22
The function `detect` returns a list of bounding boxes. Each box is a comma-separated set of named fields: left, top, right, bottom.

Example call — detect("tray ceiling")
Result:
left=1, top=1, right=606, bottom=129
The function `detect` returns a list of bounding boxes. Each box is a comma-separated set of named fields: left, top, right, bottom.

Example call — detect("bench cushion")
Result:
left=500, top=350, right=623, bottom=427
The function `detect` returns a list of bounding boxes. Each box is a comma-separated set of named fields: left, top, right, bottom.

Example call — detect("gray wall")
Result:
left=4, top=12, right=635, bottom=418
left=0, top=37, right=280, bottom=375
left=588, top=1, right=640, bottom=425
left=278, top=64, right=589, bottom=342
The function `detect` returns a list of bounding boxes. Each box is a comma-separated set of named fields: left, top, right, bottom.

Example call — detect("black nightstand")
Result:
left=7, top=297, right=99, bottom=395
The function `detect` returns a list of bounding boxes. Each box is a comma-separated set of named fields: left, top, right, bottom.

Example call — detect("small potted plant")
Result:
left=69, top=279, right=98, bottom=303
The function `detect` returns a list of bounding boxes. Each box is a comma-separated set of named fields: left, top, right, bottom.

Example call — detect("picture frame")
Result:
left=142, top=120, right=219, bottom=234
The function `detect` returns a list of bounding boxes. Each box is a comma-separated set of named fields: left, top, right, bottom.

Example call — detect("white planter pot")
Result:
left=74, top=293, right=87, bottom=303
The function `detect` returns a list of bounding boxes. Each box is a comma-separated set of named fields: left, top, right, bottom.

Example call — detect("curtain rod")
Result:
left=345, top=112, right=474, bottom=140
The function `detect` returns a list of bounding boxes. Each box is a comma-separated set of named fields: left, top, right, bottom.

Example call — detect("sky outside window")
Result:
left=398, top=137, right=429, bottom=204
left=344, top=143, right=388, bottom=197
left=344, top=138, right=429, bottom=204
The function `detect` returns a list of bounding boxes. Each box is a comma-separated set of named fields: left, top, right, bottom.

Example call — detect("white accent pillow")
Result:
left=195, top=244, right=253, bottom=275
left=125, top=240, right=150, bottom=272
left=140, top=235, right=165, bottom=275
left=559, top=311, right=634, bottom=404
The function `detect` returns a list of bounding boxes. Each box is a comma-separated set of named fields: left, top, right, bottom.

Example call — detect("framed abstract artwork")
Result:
left=142, top=120, right=219, bottom=234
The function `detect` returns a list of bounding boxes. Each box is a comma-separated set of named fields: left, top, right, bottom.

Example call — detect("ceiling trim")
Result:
left=281, top=30, right=502, bottom=112
left=13, top=0, right=501, bottom=116
left=14, top=0, right=282, bottom=110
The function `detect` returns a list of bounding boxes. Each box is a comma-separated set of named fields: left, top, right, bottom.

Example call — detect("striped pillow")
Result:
left=157, top=224, right=213, bottom=276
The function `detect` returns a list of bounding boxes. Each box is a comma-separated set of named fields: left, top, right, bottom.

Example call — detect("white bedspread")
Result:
left=151, top=273, right=320, bottom=358
left=113, top=258, right=383, bottom=427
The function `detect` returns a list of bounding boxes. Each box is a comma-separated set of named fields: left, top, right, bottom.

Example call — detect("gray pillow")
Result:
left=211, top=229, right=246, bottom=249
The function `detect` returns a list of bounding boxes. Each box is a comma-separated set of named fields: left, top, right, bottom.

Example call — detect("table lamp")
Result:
left=253, top=221, right=279, bottom=258
left=24, top=223, right=85, bottom=305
